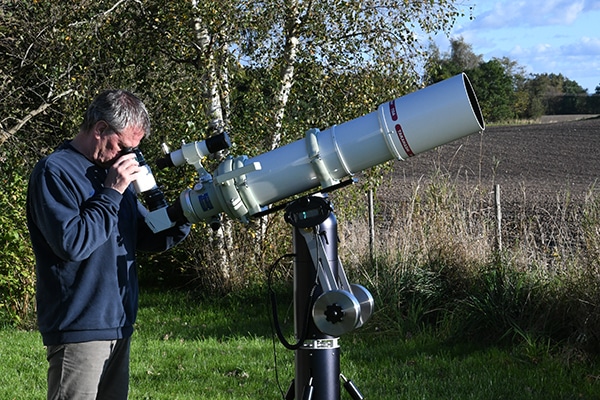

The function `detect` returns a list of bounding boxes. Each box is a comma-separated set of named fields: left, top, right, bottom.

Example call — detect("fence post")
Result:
left=368, top=189, right=376, bottom=279
left=495, top=184, right=502, bottom=253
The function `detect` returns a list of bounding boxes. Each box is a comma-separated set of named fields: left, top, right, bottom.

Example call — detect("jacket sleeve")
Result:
left=28, top=166, right=123, bottom=262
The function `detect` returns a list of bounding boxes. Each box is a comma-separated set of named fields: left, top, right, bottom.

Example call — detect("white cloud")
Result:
left=562, top=36, right=600, bottom=55
left=550, top=1, right=585, bottom=24
left=510, top=45, right=526, bottom=56
left=468, top=0, right=586, bottom=29
left=502, top=36, right=600, bottom=90
left=435, top=0, right=600, bottom=92
left=534, top=43, right=553, bottom=53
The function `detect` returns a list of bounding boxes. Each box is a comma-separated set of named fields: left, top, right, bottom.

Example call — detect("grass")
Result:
left=4, top=173, right=600, bottom=398
left=2, top=289, right=600, bottom=399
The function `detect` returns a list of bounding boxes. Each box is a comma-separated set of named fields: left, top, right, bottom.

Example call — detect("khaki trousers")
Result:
left=46, top=337, right=131, bottom=400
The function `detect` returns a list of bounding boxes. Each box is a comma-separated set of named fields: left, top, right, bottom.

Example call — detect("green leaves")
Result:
left=1, top=0, right=466, bottom=301
left=0, top=164, right=35, bottom=327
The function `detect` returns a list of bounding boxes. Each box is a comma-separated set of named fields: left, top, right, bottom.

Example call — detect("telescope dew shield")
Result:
left=175, top=73, right=485, bottom=226
left=379, top=73, right=485, bottom=160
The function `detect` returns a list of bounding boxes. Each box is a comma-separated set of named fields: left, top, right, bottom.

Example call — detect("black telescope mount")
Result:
left=273, top=193, right=374, bottom=400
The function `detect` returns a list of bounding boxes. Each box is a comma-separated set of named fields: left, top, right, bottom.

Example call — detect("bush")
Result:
left=0, top=163, right=35, bottom=328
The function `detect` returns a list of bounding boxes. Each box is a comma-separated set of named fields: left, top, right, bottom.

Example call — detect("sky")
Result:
left=432, top=0, right=600, bottom=94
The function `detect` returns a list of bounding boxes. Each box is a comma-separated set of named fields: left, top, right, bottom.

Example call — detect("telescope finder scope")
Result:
left=155, top=131, right=231, bottom=170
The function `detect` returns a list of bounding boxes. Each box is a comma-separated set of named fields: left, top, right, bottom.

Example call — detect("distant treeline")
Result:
left=543, top=94, right=600, bottom=115
left=426, top=38, right=600, bottom=121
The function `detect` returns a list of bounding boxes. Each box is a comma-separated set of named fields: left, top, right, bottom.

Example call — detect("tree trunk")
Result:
left=270, top=0, right=304, bottom=151
left=192, top=0, right=232, bottom=285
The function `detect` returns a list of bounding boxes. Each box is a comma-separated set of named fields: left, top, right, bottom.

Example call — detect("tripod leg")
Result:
left=341, top=374, right=364, bottom=400
left=301, top=378, right=315, bottom=400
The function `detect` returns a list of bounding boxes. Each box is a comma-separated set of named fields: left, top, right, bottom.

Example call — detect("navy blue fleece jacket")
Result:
left=26, top=141, right=190, bottom=346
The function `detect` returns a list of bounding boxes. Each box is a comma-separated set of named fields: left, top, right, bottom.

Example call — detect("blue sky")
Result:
left=433, top=0, right=600, bottom=94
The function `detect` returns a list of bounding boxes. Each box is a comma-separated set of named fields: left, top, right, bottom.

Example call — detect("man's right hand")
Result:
left=104, top=153, right=141, bottom=194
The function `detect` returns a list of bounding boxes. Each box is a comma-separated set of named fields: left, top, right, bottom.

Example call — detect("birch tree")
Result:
left=237, top=0, right=463, bottom=149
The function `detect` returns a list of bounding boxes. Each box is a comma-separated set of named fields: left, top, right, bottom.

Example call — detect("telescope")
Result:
left=143, top=73, right=484, bottom=232
left=138, top=73, right=485, bottom=399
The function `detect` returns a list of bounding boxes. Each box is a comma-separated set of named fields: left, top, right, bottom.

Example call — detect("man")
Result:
left=26, top=89, right=191, bottom=399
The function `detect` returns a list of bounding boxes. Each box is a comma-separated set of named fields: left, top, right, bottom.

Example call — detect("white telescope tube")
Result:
left=240, top=73, right=482, bottom=206
left=177, top=73, right=485, bottom=226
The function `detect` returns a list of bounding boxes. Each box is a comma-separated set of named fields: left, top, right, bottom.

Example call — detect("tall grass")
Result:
left=336, top=172, right=600, bottom=354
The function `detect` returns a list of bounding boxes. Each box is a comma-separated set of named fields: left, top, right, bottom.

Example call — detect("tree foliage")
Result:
left=467, top=59, right=516, bottom=122
left=0, top=162, right=35, bottom=327
left=0, top=0, right=468, bottom=323
left=522, top=73, right=589, bottom=117
left=425, top=37, right=595, bottom=122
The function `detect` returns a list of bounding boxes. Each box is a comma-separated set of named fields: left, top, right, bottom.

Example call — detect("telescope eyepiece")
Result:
left=121, top=147, right=168, bottom=212
left=121, top=147, right=147, bottom=165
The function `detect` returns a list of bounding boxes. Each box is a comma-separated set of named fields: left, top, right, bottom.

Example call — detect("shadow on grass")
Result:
left=136, top=285, right=294, bottom=341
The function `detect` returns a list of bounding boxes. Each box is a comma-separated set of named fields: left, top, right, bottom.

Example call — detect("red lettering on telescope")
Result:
left=395, top=124, right=415, bottom=157
left=389, top=100, right=398, bottom=121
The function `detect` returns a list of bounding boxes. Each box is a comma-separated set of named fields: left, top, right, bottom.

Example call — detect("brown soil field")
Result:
left=381, top=116, right=600, bottom=204
left=371, top=116, right=600, bottom=250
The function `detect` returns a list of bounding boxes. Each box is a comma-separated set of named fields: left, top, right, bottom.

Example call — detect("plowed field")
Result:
left=373, top=116, right=600, bottom=248
left=382, top=116, right=600, bottom=203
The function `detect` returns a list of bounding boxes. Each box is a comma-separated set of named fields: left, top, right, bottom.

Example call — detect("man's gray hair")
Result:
left=81, top=89, right=151, bottom=138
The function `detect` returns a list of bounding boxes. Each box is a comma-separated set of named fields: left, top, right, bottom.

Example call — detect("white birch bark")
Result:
left=192, top=0, right=232, bottom=283
left=270, top=0, right=302, bottom=151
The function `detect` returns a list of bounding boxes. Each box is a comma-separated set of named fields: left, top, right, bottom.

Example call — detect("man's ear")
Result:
left=93, top=120, right=109, bottom=138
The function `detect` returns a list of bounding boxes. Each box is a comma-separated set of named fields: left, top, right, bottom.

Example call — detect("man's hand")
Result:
left=104, top=153, right=141, bottom=194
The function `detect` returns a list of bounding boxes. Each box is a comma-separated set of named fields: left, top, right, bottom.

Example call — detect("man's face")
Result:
left=94, top=121, right=145, bottom=168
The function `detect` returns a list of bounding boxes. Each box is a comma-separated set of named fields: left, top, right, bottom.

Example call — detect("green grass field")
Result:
left=1, top=289, right=599, bottom=399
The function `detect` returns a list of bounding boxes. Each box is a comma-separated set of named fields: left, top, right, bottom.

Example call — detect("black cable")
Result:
left=267, top=252, right=319, bottom=398
left=266, top=253, right=296, bottom=399
left=268, top=254, right=318, bottom=351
